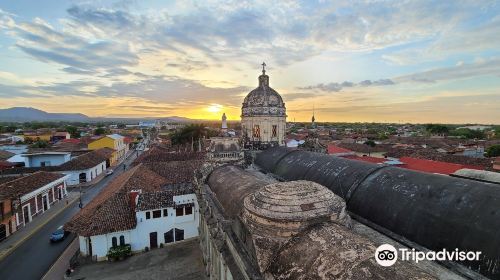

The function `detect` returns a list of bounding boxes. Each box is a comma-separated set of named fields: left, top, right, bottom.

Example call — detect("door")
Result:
left=42, top=195, right=49, bottom=211
left=88, top=237, right=93, bottom=258
left=164, top=229, right=174, bottom=244
left=0, top=224, right=6, bottom=242
left=149, top=232, right=158, bottom=249
left=174, top=228, right=184, bottom=242
left=58, top=187, right=63, bottom=200
left=79, top=173, right=86, bottom=183
left=22, top=205, right=30, bottom=225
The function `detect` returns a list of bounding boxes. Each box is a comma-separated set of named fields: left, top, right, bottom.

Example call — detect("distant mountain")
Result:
left=156, top=116, right=194, bottom=123
left=0, top=107, right=198, bottom=123
left=0, top=107, right=90, bottom=122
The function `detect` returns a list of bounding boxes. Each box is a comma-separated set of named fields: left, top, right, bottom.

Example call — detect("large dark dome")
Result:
left=241, top=72, right=286, bottom=117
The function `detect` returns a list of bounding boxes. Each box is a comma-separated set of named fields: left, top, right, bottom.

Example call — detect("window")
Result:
left=253, top=125, right=260, bottom=138
left=185, top=206, right=193, bottom=215
left=112, top=237, right=117, bottom=247
left=119, top=235, right=125, bottom=246
left=163, top=209, right=168, bottom=217
left=272, top=125, right=277, bottom=138
left=152, top=210, right=161, bottom=218
left=146, top=212, right=151, bottom=219
left=176, top=208, right=184, bottom=216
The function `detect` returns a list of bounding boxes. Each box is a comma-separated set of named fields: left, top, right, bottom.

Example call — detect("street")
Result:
left=0, top=149, right=143, bottom=280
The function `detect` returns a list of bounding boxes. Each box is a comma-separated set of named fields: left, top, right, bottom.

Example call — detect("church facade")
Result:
left=241, top=63, right=287, bottom=149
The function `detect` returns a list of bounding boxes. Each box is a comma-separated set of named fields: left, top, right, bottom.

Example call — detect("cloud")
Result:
left=300, top=79, right=396, bottom=92
left=395, top=57, right=500, bottom=83
left=301, top=57, right=500, bottom=93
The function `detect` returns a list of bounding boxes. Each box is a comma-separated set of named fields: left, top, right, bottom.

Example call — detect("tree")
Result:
left=486, top=145, right=500, bottom=157
left=425, top=124, right=449, bottom=134
left=364, top=140, right=376, bottom=156
left=171, top=124, right=214, bottom=145
left=364, top=140, right=376, bottom=147
left=30, top=140, right=49, bottom=148
left=117, top=123, right=126, bottom=129
left=94, top=127, right=106, bottom=136
left=450, top=128, right=485, bottom=140
left=65, top=126, right=80, bottom=138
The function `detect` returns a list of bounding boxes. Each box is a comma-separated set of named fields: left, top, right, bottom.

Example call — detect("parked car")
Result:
left=50, top=226, right=69, bottom=243
left=106, top=169, right=114, bottom=176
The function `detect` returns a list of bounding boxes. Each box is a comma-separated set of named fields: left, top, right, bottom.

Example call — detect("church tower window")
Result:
left=272, top=125, right=277, bottom=138
left=253, top=125, right=260, bottom=138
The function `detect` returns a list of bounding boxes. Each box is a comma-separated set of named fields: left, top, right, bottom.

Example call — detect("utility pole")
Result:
left=78, top=184, right=83, bottom=209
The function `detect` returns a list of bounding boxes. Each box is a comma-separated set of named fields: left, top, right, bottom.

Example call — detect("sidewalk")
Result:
left=0, top=191, right=79, bottom=261
left=42, top=237, right=79, bottom=280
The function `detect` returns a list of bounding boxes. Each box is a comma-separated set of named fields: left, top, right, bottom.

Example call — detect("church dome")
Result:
left=241, top=64, right=286, bottom=117
left=241, top=180, right=348, bottom=239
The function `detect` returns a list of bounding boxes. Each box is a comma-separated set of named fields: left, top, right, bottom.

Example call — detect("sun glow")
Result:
left=207, top=103, right=223, bottom=113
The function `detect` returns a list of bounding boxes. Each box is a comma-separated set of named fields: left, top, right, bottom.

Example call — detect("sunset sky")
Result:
left=0, top=0, right=499, bottom=123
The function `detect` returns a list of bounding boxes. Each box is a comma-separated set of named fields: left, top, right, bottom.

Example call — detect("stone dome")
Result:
left=241, top=69, right=286, bottom=117
left=241, top=180, right=348, bottom=239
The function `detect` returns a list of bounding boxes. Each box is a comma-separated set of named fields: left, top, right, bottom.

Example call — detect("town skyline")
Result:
left=0, top=1, right=499, bottom=123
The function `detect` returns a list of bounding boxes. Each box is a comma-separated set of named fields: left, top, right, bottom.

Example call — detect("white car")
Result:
left=106, top=169, right=114, bottom=176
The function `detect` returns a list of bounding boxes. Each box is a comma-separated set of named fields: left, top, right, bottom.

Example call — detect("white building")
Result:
left=56, top=149, right=112, bottom=185
left=21, top=152, right=71, bottom=167
left=66, top=160, right=201, bottom=261
left=241, top=63, right=287, bottom=149
left=77, top=191, right=198, bottom=261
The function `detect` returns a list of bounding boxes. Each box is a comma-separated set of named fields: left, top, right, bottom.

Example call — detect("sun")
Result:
left=207, top=103, right=223, bottom=113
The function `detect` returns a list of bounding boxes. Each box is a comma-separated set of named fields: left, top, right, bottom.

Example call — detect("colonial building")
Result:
left=88, top=134, right=128, bottom=165
left=57, top=148, right=113, bottom=185
left=241, top=63, right=286, bottom=149
left=65, top=149, right=202, bottom=261
left=0, top=171, right=69, bottom=241
left=21, top=151, right=71, bottom=167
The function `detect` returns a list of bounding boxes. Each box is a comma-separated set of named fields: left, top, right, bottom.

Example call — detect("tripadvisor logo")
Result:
left=374, top=244, right=481, bottom=267
left=375, top=244, right=398, bottom=266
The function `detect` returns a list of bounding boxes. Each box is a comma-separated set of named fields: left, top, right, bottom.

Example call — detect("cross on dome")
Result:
left=261, top=62, right=266, bottom=74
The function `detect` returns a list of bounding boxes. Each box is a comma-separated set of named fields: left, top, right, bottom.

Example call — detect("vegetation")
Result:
left=170, top=124, right=217, bottom=145
left=425, top=124, right=449, bottom=134
left=65, top=125, right=80, bottom=138
left=486, top=145, right=500, bottom=157
left=94, top=127, right=106, bottom=136
left=364, top=140, right=376, bottom=147
left=0, top=125, right=17, bottom=133
left=449, top=128, right=485, bottom=139
left=29, top=140, right=49, bottom=148
left=106, top=244, right=132, bottom=260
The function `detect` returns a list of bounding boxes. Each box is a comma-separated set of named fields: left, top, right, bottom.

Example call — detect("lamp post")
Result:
left=78, top=184, right=83, bottom=209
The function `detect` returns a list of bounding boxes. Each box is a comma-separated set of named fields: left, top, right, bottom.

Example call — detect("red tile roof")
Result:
left=0, top=171, right=65, bottom=200
left=123, top=136, right=133, bottom=144
left=64, top=164, right=170, bottom=236
left=57, top=148, right=113, bottom=171
left=61, top=138, right=81, bottom=144
left=65, top=159, right=201, bottom=236
left=398, top=157, right=481, bottom=175
left=327, top=145, right=354, bottom=155
left=343, top=155, right=386, bottom=164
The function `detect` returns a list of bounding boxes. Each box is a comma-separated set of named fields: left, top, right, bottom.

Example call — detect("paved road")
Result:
left=0, top=151, right=142, bottom=280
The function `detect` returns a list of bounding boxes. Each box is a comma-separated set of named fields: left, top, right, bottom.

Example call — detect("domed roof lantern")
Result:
left=259, top=62, right=269, bottom=87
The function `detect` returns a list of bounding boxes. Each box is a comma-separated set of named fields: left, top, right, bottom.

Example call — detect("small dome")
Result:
left=241, top=66, right=286, bottom=117
left=241, top=180, right=347, bottom=238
